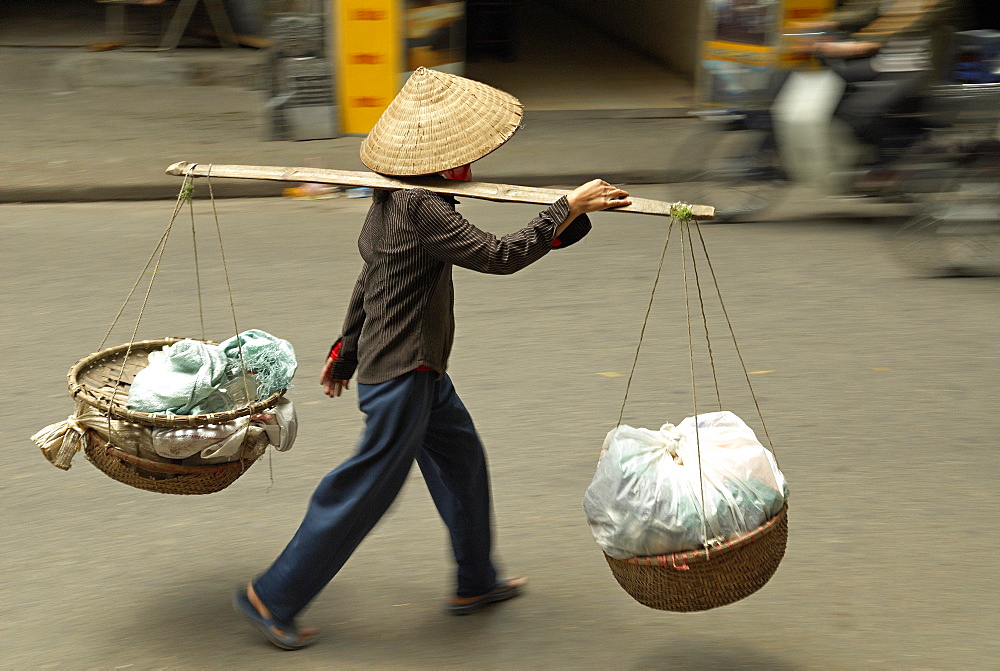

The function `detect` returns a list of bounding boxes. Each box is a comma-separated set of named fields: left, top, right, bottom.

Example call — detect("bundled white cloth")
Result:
left=152, top=396, right=298, bottom=461
left=153, top=417, right=252, bottom=461
left=31, top=395, right=156, bottom=470
left=254, top=395, right=298, bottom=452
left=32, top=395, right=298, bottom=470
left=583, top=411, right=787, bottom=559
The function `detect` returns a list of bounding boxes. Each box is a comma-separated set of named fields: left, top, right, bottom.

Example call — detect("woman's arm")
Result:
left=409, top=181, right=630, bottom=275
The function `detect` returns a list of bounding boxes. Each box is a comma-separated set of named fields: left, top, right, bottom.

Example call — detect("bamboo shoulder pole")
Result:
left=166, top=161, right=715, bottom=220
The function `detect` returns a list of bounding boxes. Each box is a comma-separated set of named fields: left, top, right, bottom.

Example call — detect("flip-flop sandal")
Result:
left=445, top=577, right=526, bottom=616
left=233, top=588, right=316, bottom=650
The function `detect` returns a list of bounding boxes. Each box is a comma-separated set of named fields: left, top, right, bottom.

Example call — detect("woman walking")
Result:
left=235, top=67, right=630, bottom=650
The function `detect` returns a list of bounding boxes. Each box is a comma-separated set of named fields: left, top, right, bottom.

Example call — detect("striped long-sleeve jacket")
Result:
left=329, top=186, right=592, bottom=385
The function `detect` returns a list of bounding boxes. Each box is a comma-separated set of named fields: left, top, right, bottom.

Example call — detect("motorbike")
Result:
left=684, top=29, right=1000, bottom=277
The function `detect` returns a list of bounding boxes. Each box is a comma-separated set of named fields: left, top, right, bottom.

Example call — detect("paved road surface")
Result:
left=2, top=189, right=997, bottom=668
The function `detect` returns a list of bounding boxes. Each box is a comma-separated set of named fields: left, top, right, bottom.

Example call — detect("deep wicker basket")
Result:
left=68, top=338, right=284, bottom=495
left=603, top=504, right=788, bottom=612
left=84, top=431, right=266, bottom=495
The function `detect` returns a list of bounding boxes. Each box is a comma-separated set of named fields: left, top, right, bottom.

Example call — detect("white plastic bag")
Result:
left=583, top=411, right=787, bottom=559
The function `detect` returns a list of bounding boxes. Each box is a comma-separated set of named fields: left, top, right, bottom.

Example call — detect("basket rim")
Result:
left=67, top=337, right=285, bottom=428
left=610, top=503, right=788, bottom=568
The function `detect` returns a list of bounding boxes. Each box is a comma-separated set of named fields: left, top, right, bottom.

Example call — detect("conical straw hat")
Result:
left=360, top=67, right=523, bottom=176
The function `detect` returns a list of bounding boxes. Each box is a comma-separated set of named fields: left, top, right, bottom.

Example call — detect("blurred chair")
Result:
left=96, top=0, right=238, bottom=51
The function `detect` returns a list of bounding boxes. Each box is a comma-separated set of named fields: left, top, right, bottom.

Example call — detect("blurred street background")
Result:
left=2, top=1, right=998, bottom=669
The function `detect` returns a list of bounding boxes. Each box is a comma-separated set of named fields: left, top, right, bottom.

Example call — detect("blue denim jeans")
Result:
left=253, top=371, right=498, bottom=623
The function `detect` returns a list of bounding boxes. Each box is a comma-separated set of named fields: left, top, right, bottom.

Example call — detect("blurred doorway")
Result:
left=464, top=1, right=693, bottom=110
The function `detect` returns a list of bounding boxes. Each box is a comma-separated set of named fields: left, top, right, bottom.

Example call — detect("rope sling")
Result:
left=601, top=207, right=788, bottom=612
left=37, top=171, right=286, bottom=494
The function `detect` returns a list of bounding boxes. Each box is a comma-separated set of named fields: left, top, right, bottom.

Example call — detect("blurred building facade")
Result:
left=0, top=2, right=700, bottom=77
left=2, top=0, right=995, bottom=135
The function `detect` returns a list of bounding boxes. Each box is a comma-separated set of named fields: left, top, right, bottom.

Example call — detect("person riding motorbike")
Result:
left=727, top=1, right=958, bottom=186
left=792, top=0, right=959, bottom=181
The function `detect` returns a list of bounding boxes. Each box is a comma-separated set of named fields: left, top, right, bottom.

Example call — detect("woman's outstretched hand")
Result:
left=567, top=179, right=631, bottom=217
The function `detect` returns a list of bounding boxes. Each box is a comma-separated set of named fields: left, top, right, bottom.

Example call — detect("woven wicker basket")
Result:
left=84, top=431, right=266, bottom=495
left=67, top=338, right=284, bottom=495
left=603, top=504, right=788, bottom=612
